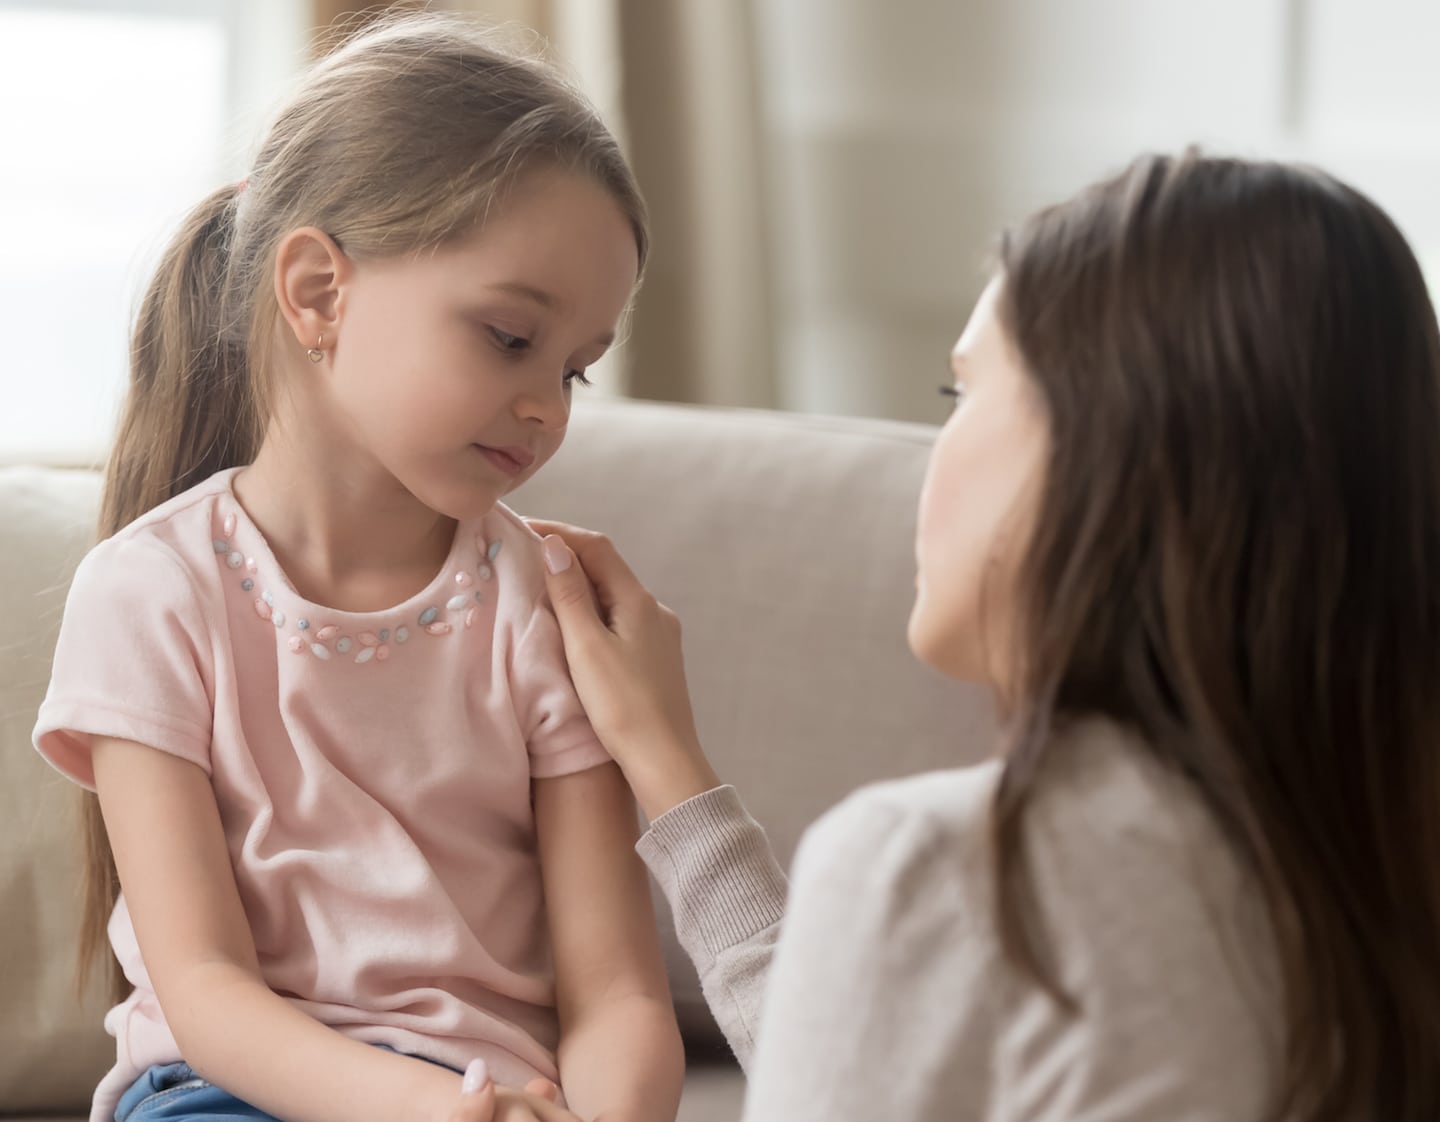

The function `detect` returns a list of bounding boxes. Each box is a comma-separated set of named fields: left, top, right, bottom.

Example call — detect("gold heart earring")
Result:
left=307, top=335, right=325, bottom=363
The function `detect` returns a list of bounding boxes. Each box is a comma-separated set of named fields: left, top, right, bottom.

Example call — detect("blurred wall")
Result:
left=753, top=0, right=1440, bottom=422
left=308, top=1, right=1440, bottom=425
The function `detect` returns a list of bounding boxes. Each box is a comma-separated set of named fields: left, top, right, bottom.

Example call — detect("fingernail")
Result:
left=542, top=535, right=571, bottom=575
left=462, top=1058, right=490, bottom=1094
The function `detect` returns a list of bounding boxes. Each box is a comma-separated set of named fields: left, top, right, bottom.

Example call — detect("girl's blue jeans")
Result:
left=115, top=1063, right=275, bottom=1122
left=114, top=1048, right=462, bottom=1122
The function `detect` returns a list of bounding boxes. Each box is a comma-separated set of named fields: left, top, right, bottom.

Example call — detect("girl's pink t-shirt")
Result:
left=33, top=468, right=610, bottom=1122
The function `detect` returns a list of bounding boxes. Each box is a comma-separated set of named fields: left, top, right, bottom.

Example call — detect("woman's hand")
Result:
left=528, top=520, right=721, bottom=822
left=446, top=1064, right=580, bottom=1122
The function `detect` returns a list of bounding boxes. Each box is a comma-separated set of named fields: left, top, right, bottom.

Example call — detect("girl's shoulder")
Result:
left=475, top=501, right=549, bottom=607
left=75, top=467, right=241, bottom=607
left=481, top=500, right=541, bottom=547
left=92, top=467, right=241, bottom=565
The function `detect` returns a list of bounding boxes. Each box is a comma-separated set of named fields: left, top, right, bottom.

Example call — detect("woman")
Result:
left=465, top=152, right=1440, bottom=1120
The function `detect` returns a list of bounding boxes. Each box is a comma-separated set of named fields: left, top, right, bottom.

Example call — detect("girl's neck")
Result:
left=233, top=421, right=456, bottom=612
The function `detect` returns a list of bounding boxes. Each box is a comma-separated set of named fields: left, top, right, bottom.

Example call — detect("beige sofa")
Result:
left=0, top=398, right=995, bottom=1122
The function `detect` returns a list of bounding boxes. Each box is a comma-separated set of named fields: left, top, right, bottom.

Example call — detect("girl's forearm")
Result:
left=557, top=993, right=685, bottom=1122
left=163, top=960, right=460, bottom=1122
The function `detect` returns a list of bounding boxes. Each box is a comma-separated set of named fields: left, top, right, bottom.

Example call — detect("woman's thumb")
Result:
left=541, top=534, right=574, bottom=578
left=541, top=535, right=602, bottom=633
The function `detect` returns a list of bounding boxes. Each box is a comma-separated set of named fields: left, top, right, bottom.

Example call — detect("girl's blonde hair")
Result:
left=81, top=12, right=648, bottom=1001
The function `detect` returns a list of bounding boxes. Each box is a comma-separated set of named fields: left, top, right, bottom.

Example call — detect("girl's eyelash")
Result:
left=488, top=326, right=588, bottom=387
left=939, top=383, right=965, bottom=400
left=491, top=328, right=529, bottom=352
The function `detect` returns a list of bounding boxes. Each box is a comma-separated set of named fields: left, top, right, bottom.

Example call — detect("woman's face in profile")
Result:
left=908, top=278, right=1050, bottom=687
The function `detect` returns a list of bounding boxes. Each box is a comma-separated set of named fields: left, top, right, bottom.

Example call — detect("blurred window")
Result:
left=0, top=0, right=300, bottom=464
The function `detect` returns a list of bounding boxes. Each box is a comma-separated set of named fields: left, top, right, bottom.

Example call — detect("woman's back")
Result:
left=743, top=718, right=1285, bottom=1119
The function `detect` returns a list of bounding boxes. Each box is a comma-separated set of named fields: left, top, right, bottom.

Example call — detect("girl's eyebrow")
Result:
left=487, top=281, right=559, bottom=309
left=473, top=283, right=617, bottom=347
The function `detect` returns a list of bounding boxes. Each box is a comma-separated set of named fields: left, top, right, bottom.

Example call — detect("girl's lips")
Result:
left=475, top=444, right=534, bottom=476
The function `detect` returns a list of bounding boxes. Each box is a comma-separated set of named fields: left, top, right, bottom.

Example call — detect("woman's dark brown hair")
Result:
left=992, top=151, right=1440, bottom=1120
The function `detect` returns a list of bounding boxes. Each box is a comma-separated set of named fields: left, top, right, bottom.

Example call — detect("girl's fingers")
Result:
left=522, top=1077, right=561, bottom=1102
left=452, top=1059, right=497, bottom=1122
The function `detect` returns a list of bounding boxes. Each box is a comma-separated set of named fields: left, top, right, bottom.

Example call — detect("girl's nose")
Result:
left=516, top=375, right=570, bottom=430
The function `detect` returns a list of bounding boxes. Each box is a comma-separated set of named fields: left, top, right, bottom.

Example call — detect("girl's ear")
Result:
left=273, top=227, right=352, bottom=360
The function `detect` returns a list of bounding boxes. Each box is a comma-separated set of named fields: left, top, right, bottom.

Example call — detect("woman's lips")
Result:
left=475, top=444, right=534, bottom=476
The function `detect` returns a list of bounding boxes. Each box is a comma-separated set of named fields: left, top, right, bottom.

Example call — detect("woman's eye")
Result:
left=491, top=328, right=530, bottom=352
left=564, top=369, right=593, bottom=388
left=939, top=383, right=966, bottom=407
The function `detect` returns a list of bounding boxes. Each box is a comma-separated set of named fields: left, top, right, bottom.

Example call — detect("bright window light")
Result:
left=0, top=6, right=227, bottom=465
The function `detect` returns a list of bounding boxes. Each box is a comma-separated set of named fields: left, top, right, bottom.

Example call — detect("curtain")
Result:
left=615, top=2, right=775, bottom=408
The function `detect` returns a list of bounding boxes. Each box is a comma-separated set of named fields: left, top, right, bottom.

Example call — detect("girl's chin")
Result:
left=406, top=478, right=503, bottom=525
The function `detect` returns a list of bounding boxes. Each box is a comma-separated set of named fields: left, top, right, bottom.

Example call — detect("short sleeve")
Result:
left=511, top=597, right=609, bottom=780
left=33, top=536, right=215, bottom=788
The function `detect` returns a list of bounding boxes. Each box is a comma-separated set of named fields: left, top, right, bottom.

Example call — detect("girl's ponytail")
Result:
left=100, top=182, right=259, bottom=538
left=80, top=182, right=260, bottom=1001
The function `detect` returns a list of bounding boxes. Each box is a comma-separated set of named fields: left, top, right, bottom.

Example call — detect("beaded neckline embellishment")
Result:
left=213, top=508, right=499, bottom=665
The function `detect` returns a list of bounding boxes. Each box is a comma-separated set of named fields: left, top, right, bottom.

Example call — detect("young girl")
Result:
left=33, top=16, right=680, bottom=1122
left=524, top=151, right=1440, bottom=1121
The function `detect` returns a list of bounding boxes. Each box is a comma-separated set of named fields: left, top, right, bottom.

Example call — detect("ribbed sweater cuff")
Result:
left=636, top=785, right=788, bottom=963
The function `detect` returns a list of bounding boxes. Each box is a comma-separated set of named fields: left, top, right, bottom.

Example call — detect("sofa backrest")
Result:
left=0, top=399, right=995, bottom=1111
left=1, top=465, right=111, bottom=1113
left=507, top=400, right=997, bottom=1042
